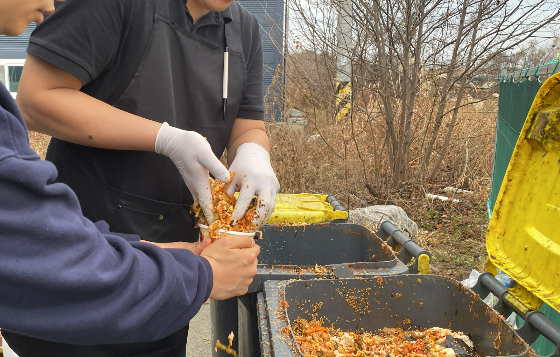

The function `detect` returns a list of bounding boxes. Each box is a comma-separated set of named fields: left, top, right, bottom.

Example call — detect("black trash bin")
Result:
left=211, top=222, right=429, bottom=357
left=257, top=275, right=536, bottom=357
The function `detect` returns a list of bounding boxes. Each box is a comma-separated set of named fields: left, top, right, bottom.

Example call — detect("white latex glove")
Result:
left=155, top=122, right=230, bottom=224
left=226, top=143, right=280, bottom=228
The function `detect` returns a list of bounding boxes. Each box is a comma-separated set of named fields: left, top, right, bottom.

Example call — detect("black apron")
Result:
left=3, top=1, right=246, bottom=356
left=45, top=0, right=246, bottom=243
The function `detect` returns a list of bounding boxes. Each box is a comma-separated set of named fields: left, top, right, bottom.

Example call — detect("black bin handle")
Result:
left=472, top=272, right=560, bottom=353
left=375, top=221, right=431, bottom=274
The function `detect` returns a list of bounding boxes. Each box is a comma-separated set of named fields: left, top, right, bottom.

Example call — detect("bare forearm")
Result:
left=17, top=54, right=161, bottom=151
left=227, top=119, right=269, bottom=166
left=20, top=88, right=161, bottom=151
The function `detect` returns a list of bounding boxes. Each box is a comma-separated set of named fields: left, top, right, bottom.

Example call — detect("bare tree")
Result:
left=282, top=0, right=560, bottom=189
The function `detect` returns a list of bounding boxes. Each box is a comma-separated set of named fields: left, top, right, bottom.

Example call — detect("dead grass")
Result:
left=399, top=186, right=489, bottom=281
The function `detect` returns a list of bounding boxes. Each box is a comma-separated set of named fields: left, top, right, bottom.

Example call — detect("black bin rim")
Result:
left=249, top=223, right=410, bottom=293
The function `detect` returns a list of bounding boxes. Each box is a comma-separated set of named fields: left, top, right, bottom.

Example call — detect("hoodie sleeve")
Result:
left=0, top=84, right=213, bottom=345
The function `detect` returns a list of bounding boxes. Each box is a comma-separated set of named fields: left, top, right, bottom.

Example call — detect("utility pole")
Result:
left=335, top=0, right=352, bottom=120
left=282, top=0, right=289, bottom=121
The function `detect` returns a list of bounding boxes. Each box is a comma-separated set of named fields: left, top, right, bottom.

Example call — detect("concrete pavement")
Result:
left=186, top=303, right=212, bottom=357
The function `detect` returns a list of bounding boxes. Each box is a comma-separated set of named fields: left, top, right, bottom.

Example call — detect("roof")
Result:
left=0, top=23, right=36, bottom=59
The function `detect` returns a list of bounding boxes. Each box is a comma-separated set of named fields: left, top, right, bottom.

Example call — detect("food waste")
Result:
left=191, top=172, right=258, bottom=237
left=215, top=332, right=237, bottom=357
left=292, top=319, right=478, bottom=357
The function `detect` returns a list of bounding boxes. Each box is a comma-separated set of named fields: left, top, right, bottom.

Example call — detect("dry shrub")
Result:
left=267, top=96, right=497, bottom=211
left=420, top=98, right=497, bottom=189
left=267, top=120, right=377, bottom=209
left=267, top=90, right=496, bottom=279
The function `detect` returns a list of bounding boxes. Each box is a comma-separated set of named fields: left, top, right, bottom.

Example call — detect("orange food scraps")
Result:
left=291, top=319, right=475, bottom=357
left=215, top=332, right=237, bottom=357
left=191, top=172, right=258, bottom=237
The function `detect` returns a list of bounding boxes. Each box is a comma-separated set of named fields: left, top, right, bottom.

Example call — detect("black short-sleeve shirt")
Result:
left=28, top=0, right=264, bottom=120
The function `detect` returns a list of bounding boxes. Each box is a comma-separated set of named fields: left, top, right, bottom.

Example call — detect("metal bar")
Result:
left=524, top=310, right=560, bottom=350
left=516, top=311, right=543, bottom=345
left=538, top=65, right=549, bottom=76
left=500, top=62, right=560, bottom=80
left=376, top=221, right=431, bottom=273
left=551, top=62, right=560, bottom=75
left=472, top=272, right=517, bottom=317
left=326, top=195, right=345, bottom=212
left=326, top=194, right=348, bottom=222
left=472, top=273, right=560, bottom=350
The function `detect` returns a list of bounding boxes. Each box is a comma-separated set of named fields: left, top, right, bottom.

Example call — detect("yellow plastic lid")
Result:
left=265, top=193, right=348, bottom=224
left=487, top=73, right=560, bottom=312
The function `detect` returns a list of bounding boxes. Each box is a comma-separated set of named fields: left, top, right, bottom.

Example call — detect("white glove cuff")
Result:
left=155, top=122, right=173, bottom=155
left=236, top=142, right=270, bottom=160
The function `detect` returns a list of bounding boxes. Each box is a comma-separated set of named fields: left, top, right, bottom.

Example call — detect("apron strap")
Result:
left=155, top=0, right=170, bottom=18
left=224, top=2, right=242, bottom=54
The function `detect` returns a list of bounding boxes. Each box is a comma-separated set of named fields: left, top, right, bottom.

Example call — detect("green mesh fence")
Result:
left=487, top=78, right=542, bottom=214
left=490, top=61, right=560, bottom=356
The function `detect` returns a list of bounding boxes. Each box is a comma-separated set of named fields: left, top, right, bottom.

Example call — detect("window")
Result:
left=8, top=65, right=23, bottom=93
left=0, top=60, right=25, bottom=98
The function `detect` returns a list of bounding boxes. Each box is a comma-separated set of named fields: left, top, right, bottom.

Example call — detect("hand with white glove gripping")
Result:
left=226, top=143, right=280, bottom=228
left=155, top=122, right=230, bottom=224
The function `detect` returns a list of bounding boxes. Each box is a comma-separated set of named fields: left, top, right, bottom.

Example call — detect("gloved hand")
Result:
left=155, top=122, right=230, bottom=224
left=226, top=143, right=280, bottom=228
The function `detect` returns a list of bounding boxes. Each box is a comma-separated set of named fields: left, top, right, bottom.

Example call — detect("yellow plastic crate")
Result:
left=265, top=193, right=348, bottom=224
left=487, top=73, right=560, bottom=312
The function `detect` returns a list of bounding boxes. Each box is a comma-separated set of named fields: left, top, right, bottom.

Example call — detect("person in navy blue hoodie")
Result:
left=0, top=0, right=260, bottom=352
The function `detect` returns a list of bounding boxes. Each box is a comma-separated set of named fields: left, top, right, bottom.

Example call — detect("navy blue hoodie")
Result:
left=0, top=82, right=212, bottom=344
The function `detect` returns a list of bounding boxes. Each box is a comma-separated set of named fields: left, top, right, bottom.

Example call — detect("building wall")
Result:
left=238, top=0, right=284, bottom=120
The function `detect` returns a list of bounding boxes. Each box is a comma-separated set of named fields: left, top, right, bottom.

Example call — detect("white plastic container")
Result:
left=2, top=336, right=19, bottom=357
left=198, top=223, right=255, bottom=240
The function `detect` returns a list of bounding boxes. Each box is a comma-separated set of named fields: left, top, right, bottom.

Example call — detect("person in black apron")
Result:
left=9, top=0, right=279, bottom=355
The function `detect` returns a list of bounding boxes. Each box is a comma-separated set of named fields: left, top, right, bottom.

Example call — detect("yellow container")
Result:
left=487, top=73, right=560, bottom=312
left=265, top=193, right=348, bottom=224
